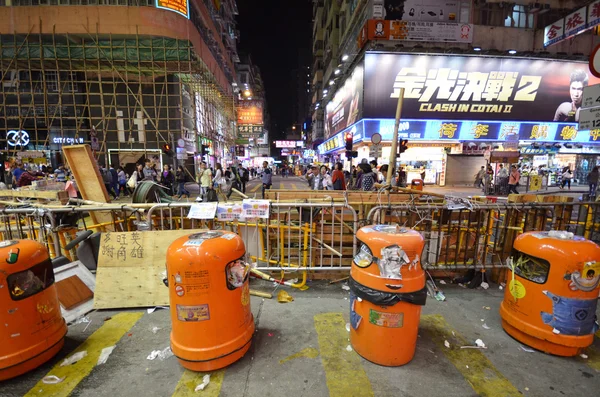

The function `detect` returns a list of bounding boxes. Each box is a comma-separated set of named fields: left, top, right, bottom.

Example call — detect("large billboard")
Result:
left=325, top=64, right=363, bottom=138
left=363, top=53, right=600, bottom=123
left=237, top=100, right=264, bottom=125
left=373, top=0, right=461, bottom=22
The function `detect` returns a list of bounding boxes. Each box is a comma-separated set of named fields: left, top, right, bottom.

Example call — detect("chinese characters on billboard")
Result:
left=155, top=0, right=189, bottom=19
left=317, top=118, right=598, bottom=155
left=544, top=0, right=600, bottom=47
left=237, top=100, right=264, bottom=125
left=325, top=65, right=363, bottom=138
left=363, top=53, right=600, bottom=123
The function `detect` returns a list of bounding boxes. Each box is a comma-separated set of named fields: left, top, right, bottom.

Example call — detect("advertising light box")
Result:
left=363, top=53, right=600, bottom=123
left=317, top=118, right=598, bottom=155
left=156, top=0, right=189, bottom=18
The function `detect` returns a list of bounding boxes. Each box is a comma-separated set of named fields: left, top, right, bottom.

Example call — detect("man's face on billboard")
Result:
left=570, top=81, right=584, bottom=106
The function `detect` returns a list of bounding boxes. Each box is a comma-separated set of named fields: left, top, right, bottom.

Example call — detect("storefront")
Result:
left=319, top=52, right=600, bottom=186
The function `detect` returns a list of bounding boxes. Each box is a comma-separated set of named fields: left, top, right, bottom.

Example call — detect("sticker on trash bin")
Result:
left=175, top=285, right=185, bottom=297
left=509, top=279, right=526, bottom=299
left=369, top=309, right=403, bottom=328
left=176, top=304, right=210, bottom=322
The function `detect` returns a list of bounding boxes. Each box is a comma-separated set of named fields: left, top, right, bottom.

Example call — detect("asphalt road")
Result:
left=1, top=280, right=598, bottom=397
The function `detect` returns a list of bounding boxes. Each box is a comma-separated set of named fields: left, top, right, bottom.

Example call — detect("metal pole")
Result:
left=386, top=88, right=405, bottom=187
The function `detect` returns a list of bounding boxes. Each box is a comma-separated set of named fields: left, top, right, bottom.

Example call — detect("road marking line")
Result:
left=291, top=183, right=298, bottom=190
left=314, top=313, right=373, bottom=397
left=421, top=314, right=521, bottom=397
left=24, top=312, right=144, bottom=397
left=250, top=183, right=261, bottom=193
left=172, top=369, right=225, bottom=396
left=279, top=347, right=319, bottom=364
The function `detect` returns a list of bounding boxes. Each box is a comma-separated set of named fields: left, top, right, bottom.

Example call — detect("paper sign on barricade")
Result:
left=187, top=203, right=218, bottom=219
left=242, top=199, right=270, bottom=219
left=216, top=203, right=244, bottom=221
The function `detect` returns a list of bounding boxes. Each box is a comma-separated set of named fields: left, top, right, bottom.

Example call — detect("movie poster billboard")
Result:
left=325, top=64, right=363, bottom=138
left=363, top=53, right=600, bottom=123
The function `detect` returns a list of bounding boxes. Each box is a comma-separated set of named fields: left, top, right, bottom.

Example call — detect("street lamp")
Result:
left=334, top=69, right=341, bottom=75
left=243, top=89, right=252, bottom=97
left=341, top=54, right=349, bottom=61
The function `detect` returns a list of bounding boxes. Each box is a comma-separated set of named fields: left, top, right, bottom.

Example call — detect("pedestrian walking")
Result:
left=198, top=162, right=212, bottom=200
left=239, top=166, right=248, bottom=193
left=261, top=161, right=272, bottom=198
left=175, top=165, right=189, bottom=198
left=560, top=167, right=573, bottom=190
left=587, top=166, right=599, bottom=196
left=475, top=166, right=485, bottom=188
left=356, top=161, right=376, bottom=191
left=508, top=165, right=520, bottom=194
left=306, top=165, right=318, bottom=189
left=332, top=162, right=346, bottom=190
left=109, top=164, right=119, bottom=199
left=117, top=167, right=129, bottom=197
left=161, top=164, right=175, bottom=195
left=99, top=164, right=116, bottom=198
left=497, top=164, right=509, bottom=195
left=54, top=164, right=67, bottom=183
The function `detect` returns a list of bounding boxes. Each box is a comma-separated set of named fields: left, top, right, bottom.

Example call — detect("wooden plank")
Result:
left=62, top=145, right=113, bottom=229
left=0, top=189, right=69, bottom=203
left=55, top=275, right=94, bottom=310
left=94, top=229, right=206, bottom=309
left=53, top=261, right=96, bottom=324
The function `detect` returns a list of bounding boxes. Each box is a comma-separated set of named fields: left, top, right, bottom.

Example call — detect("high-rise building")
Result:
left=236, top=53, right=270, bottom=158
left=312, top=0, right=600, bottom=186
left=0, top=0, right=240, bottom=173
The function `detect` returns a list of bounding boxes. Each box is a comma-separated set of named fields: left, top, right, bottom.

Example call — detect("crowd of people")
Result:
left=298, top=159, right=413, bottom=192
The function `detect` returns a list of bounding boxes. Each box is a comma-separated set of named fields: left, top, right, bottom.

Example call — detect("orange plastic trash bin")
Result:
left=350, top=225, right=427, bottom=366
left=500, top=231, right=600, bottom=356
left=0, top=240, right=67, bottom=381
left=166, top=231, right=254, bottom=371
left=410, top=179, right=424, bottom=191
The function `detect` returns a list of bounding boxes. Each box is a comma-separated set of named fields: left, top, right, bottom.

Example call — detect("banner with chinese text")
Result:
left=363, top=53, right=600, bottom=122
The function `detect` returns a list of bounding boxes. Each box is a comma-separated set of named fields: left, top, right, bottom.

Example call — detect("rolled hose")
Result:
left=349, top=276, right=427, bottom=307
left=132, top=181, right=177, bottom=204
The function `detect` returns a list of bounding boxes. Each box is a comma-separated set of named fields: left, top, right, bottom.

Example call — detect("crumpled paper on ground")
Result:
left=61, top=351, right=88, bottom=367
left=97, top=346, right=116, bottom=365
left=147, top=347, right=173, bottom=361
left=195, top=374, right=211, bottom=391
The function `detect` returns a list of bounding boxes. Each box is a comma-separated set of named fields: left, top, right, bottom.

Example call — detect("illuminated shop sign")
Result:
left=156, top=0, right=190, bottom=19
left=7, top=130, right=29, bottom=147
left=317, top=119, right=597, bottom=154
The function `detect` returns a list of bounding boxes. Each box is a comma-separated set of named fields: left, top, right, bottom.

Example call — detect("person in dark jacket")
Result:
left=160, top=164, right=175, bottom=195
left=588, top=166, right=599, bottom=196
left=109, top=164, right=119, bottom=199
left=175, top=166, right=189, bottom=198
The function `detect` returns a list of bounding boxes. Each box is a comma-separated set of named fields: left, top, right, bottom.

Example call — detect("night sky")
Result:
left=236, top=0, right=313, bottom=139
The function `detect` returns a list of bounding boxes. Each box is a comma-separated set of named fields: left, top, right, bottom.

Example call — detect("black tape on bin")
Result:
left=349, top=277, right=427, bottom=307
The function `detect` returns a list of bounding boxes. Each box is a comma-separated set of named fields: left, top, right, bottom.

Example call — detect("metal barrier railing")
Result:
left=146, top=202, right=359, bottom=283
left=366, top=201, right=600, bottom=269
left=3, top=199, right=600, bottom=275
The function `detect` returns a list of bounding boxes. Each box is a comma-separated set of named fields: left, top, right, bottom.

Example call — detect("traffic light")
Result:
left=345, top=131, right=353, bottom=151
left=162, top=143, right=173, bottom=156
left=399, top=139, right=409, bottom=154
left=345, top=150, right=358, bottom=160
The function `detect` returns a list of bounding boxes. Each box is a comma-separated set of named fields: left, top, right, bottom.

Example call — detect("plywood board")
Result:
left=62, top=145, right=114, bottom=229
left=55, top=275, right=94, bottom=310
left=54, top=261, right=96, bottom=324
left=94, top=229, right=206, bottom=309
